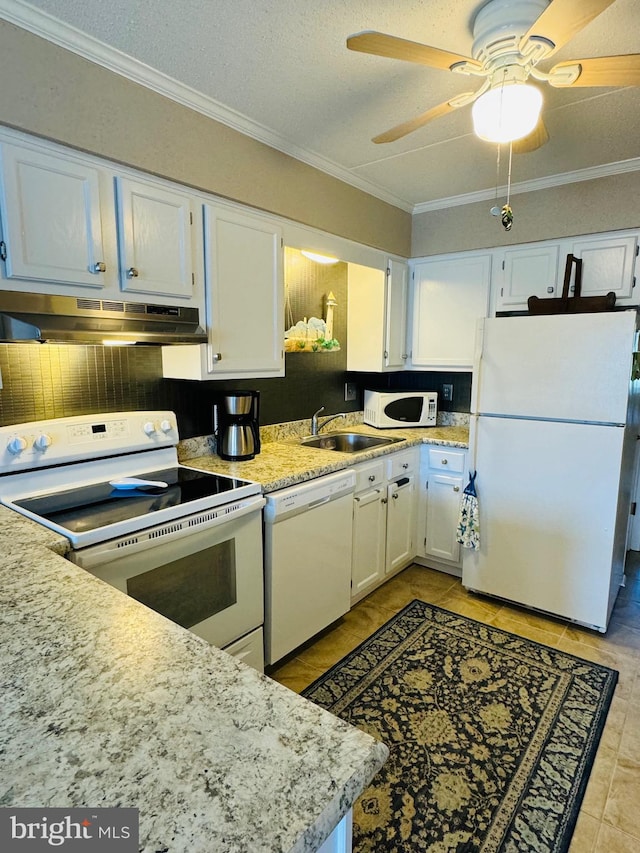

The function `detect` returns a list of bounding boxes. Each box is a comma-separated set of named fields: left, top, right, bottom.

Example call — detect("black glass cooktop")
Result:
left=14, top=466, right=253, bottom=535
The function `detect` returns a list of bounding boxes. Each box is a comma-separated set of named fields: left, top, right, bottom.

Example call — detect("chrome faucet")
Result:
left=310, top=407, right=347, bottom=436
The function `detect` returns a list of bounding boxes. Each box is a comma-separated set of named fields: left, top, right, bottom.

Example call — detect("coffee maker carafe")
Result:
left=214, top=391, right=261, bottom=461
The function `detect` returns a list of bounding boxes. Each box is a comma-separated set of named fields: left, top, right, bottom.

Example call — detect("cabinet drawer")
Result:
left=427, top=448, right=465, bottom=473
left=354, top=459, right=385, bottom=493
left=387, top=447, right=417, bottom=479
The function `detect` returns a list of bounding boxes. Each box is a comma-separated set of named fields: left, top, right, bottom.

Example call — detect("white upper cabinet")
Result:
left=495, top=243, right=561, bottom=311
left=0, top=142, right=107, bottom=288
left=162, top=204, right=284, bottom=380
left=0, top=131, right=204, bottom=311
left=385, top=259, right=409, bottom=369
left=347, top=257, right=408, bottom=372
left=494, top=231, right=639, bottom=312
left=206, top=205, right=283, bottom=376
left=115, top=177, right=195, bottom=299
left=409, top=251, right=492, bottom=371
left=569, top=233, right=638, bottom=300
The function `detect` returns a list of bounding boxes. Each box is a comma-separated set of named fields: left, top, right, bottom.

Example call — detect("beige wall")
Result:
left=412, top=170, right=640, bottom=257
left=0, top=21, right=411, bottom=258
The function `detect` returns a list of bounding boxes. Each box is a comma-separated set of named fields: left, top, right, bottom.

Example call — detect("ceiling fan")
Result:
left=347, top=0, right=640, bottom=149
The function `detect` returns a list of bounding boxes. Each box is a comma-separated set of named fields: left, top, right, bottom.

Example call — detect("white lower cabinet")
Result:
left=351, top=448, right=417, bottom=603
left=352, top=459, right=387, bottom=601
left=416, top=445, right=468, bottom=575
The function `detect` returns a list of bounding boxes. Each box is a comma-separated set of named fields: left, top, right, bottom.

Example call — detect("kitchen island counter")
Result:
left=0, top=508, right=388, bottom=852
left=180, top=423, right=469, bottom=492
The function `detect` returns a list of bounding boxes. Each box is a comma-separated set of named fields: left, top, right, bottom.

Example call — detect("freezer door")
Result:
left=463, top=416, right=626, bottom=630
left=473, top=312, right=636, bottom=424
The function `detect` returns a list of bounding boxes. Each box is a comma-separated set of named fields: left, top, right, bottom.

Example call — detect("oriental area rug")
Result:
left=302, top=600, right=618, bottom=853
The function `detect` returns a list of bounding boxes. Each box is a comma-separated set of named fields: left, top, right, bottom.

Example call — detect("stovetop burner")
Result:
left=13, top=465, right=250, bottom=536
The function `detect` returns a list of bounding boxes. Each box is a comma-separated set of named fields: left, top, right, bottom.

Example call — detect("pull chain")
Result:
left=490, top=144, right=501, bottom=216
left=501, top=142, right=514, bottom=231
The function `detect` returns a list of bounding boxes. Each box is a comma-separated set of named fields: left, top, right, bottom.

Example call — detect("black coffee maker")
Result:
left=213, top=391, right=261, bottom=461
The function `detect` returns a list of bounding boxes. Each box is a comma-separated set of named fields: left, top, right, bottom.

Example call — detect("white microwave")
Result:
left=364, top=390, right=437, bottom=428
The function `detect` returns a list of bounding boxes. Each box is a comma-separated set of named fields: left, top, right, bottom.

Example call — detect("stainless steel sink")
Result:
left=299, top=432, right=405, bottom=452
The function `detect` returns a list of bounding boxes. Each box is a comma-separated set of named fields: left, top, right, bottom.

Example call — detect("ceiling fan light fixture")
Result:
left=472, top=80, right=543, bottom=143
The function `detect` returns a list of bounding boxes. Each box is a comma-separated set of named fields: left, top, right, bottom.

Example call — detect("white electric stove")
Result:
left=0, top=411, right=266, bottom=670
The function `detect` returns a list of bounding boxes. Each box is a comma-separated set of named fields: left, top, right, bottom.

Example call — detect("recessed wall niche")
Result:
left=284, top=248, right=347, bottom=352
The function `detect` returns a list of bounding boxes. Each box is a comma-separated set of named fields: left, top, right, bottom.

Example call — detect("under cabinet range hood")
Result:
left=0, top=292, right=207, bottom=345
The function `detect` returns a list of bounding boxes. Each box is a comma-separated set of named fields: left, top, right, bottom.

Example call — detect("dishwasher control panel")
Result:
left=264, top=469, right=356, bottom=520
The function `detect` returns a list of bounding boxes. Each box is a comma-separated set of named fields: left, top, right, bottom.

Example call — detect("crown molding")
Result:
left=0, top=0, right=414, bottom=213
left=3, top=0, right=638, bottom=219
left=412, top=157, right=640, bottom=214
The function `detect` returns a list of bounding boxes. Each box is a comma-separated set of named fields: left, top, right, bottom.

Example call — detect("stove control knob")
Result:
left=143, top=421, right=157, bottom=436
left=34, top=433, right=52, bottom=451
left=159, top=419, right=173, bottom=434
left=7, top=436, right=28, bottom=455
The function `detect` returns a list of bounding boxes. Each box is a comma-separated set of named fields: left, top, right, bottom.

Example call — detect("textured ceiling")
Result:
left=5, top=0, right=640, bottom=211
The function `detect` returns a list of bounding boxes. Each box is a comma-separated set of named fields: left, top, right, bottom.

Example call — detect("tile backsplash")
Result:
left=0, top=341, right=361, bottom=439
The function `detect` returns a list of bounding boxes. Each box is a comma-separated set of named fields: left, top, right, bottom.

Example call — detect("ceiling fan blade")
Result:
left=512, top=119, right=550, bottom=153
left=347, top=31, right=481, bottom=72
left=520, top=0, right=617, bottom=57
left=550, top=55, right=640, bottom=87
left=372, top=98, right=467, bottom=144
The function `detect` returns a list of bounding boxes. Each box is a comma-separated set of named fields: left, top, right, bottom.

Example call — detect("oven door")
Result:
left=68, top=496, right=265, bottom=653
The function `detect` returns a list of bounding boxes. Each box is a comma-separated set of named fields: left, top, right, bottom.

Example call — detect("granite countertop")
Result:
left=179, top=422, right=469, bottom=492
left=1, top=417, right=467, bottom=851
left=0, top=508, right=388, bottom=852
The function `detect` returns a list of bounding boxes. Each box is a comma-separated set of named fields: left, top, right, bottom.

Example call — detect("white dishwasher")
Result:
left=264, top=468, right=356, bottom=666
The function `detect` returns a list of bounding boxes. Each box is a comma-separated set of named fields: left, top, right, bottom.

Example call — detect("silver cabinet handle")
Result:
left=402, top=462, right=409, bottom=469
left=547, top=286, right=554, bottom=293
left=90, top=261, right=106, bottom=273
left=441, top=459, right=448, bottom=465
left=402, top=353, right=408, bottom=359
left=212, top=352, right=222, bottom=362
left=368, top=474, right=376, bottom=482
left=453, top=485, right=460, bottom=492
left=392, top=492, right=399, bottom=499
left=381, top=497, right=388, bottom=504
left=127, top=267, right=139, bottom=278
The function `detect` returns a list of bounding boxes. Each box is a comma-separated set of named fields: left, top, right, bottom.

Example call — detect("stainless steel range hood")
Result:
left=0, top=292, right=207, bottom=345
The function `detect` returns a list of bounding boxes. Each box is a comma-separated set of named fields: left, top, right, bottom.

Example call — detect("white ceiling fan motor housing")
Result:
left=472, top=0, right=551, bottom=69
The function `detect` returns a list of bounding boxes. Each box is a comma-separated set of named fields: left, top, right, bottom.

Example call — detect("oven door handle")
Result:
left=68, top=494, right=266, bottom=570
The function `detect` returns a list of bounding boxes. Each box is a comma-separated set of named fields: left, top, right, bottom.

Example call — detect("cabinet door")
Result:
left=205, top=205, right=284, bottom=376
left=385, top=478, right=415, bottom=574
left=385, top=259, right=409, bottom=369
left=496, top=243, right=560, bottom=311
left=0, top=143, right=107, bottom=287
left=570, top=234, right=638, bottom=300
left=411, top=253, right=491, bottom=370
left=351, top=489, right=387, bottom=601
left=116, top=176, right=195, bottom=298
left=346, top=263, right=387, bottom=372
left=425, top=474, right=463, bottom=563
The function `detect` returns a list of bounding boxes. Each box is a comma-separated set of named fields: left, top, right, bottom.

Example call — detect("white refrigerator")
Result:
left=462, top=310, right=640, bottom=632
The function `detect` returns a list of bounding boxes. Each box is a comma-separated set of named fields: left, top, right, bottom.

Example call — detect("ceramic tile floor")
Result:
left=268, top=553, right=640, bottom=853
